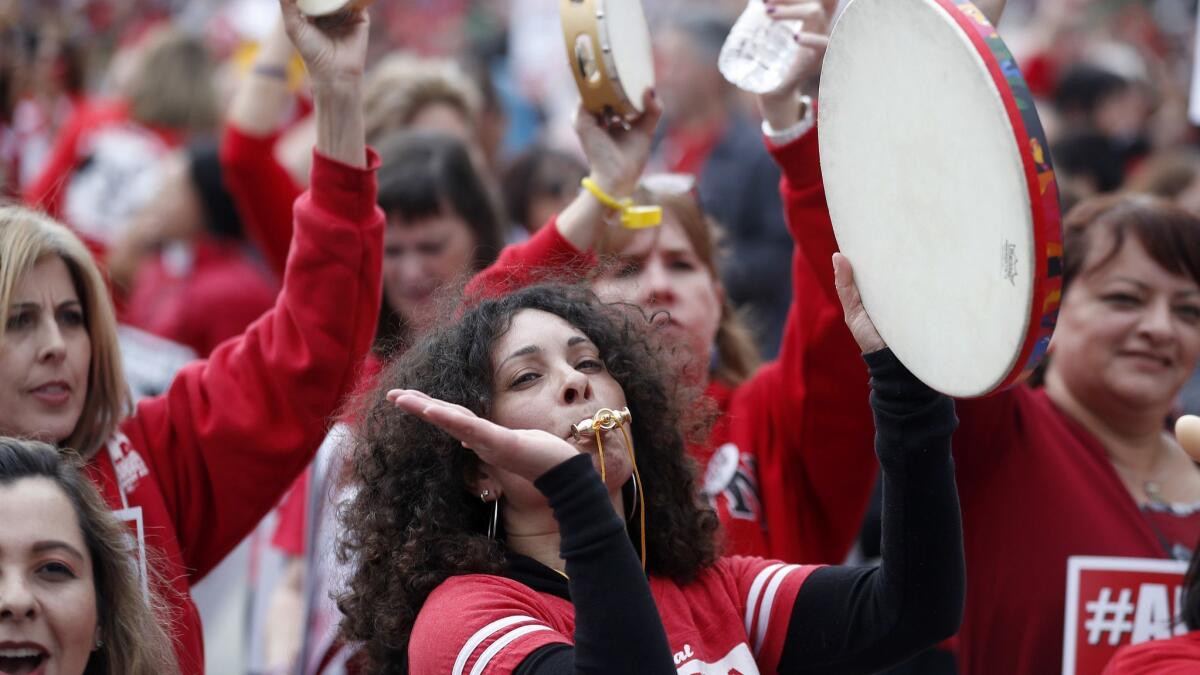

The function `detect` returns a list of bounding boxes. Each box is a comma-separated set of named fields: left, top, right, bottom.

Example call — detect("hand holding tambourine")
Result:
left=281, top=0, right=370, bottom=86
left=1177, top=415, right=1200, bottom=463
left=573, top=90, right=662, bottom=204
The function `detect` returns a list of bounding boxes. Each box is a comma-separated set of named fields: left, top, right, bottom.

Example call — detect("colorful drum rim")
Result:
left=559, top=0, right=654, bottom=119
left=934, top=0, right=1063, bottom=393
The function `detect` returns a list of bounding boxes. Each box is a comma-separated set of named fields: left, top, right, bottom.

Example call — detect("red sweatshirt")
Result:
left=467, top=129, right=877, bottom=565
left=781, top=127, right=1200, bottom=675
left=81, top=149, right=383, bottom=675
left=219, top=124, right=304, bottom=279
left=123, top=237, right=280, bottom=357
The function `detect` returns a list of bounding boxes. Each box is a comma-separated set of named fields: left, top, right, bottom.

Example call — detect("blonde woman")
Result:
left=0, top=1, right=383, bottom=672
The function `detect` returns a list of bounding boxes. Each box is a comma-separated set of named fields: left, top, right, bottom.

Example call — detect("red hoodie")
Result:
left=81, top=149, right=383, bottom=674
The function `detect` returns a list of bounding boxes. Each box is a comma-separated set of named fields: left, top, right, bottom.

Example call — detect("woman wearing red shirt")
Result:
left=0, top=3, right=383, bottom=672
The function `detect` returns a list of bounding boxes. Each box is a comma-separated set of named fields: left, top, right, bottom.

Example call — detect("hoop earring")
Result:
left=488, top=498, right=499, bottom=540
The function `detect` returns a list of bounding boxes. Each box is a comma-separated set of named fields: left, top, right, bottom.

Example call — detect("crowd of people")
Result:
left=1, top=0, right=1200, bottom=674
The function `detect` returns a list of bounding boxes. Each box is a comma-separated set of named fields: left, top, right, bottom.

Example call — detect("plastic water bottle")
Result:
left=718, top=0, right=804, bottom=94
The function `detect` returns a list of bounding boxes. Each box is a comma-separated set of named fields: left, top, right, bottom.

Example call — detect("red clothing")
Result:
left=661, top=122, right=724, bottom=177
left=780, top=126, right=1200, bottom=675
left=81, top=149, right=384, bottom=675
left=1103, top=631, right=1200, bottom=674
left=953, top=389, right=1200, bottom=675
left=409, top=557, right=817, bottom=674
left=219, top=123, right=303, bottom=278
left=123, top=237, right=279, bottom=357
left=24, top=100, right=181, bottom=253
left=467, top=129, right=877, bottom=565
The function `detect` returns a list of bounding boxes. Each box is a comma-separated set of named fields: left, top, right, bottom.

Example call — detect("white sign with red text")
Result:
left=1062, top=556, right=1189, bottom=675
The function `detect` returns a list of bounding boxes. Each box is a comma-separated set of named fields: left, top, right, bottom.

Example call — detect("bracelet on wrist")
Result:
left=580, top=178, right=662, bottom=229
left=252, top=64, right=290, bottom=82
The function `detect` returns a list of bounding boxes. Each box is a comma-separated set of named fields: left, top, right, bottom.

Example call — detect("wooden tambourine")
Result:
left=819, top=0, right=1063, bottom=398
left=560, top=0, right=655, bottom=120
left=296, top=0, right=373, bottom=18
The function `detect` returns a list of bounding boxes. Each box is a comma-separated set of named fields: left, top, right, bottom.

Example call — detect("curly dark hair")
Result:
left=337, top=283, right=722, bottom=674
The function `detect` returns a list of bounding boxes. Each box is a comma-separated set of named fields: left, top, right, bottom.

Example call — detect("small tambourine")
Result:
left=296, top=0, right=373, bottom=18
left=560, top=0, right=656, bottom=120
left=819, top=0, right=1063, bottom=398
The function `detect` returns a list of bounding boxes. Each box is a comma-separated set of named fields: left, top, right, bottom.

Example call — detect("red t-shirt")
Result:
left=1102, top=630, right=1200, bottom=674
left=409, top=557, right=818, bottom=674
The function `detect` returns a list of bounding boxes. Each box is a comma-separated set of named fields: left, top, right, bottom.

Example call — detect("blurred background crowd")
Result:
left=2, top=0, right=1200, bottom=672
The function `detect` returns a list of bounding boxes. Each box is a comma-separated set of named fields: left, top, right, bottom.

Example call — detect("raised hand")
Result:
left=388, top=389, right=580, bottom=483
left=556, top=89, right=662, bottom=251
left=279, top=0, right=369, bottom=86
left=833, top=253, right=887, bottom=355
left=756, top=0, right=836, bottom=130
left=574, top=89, right=663, bottom=200
left=278, top=0, right=367, bottom=167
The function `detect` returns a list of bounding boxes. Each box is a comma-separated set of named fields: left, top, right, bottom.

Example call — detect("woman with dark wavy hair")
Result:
left=337, top=282, right=965, bottom=674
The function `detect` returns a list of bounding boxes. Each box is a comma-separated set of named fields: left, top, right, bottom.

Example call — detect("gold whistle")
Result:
left=571, top=407, right=632, bottom=442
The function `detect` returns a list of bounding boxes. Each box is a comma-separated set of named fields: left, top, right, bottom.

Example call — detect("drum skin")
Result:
left=560, top=0, right=655, bottom=119
left=818, top=0, right=1062, bottom=397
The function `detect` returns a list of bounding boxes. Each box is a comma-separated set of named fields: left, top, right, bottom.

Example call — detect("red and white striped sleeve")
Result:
left=408, top=575, right=572, bottom=675
left=724, top=557, right=823, bottom=673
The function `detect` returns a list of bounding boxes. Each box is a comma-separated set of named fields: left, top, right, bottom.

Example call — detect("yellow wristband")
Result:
left=581, top=178, right=662, bottom=230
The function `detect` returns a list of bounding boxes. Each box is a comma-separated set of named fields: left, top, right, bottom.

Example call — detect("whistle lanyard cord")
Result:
left=590, top=421, right=646, bottom=570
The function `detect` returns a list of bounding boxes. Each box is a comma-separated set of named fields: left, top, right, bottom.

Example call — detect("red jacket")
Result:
left=781, top=126, right=1200, bottom=675
left=81, top=149, right=383, bottom=674
left=467, top=129, right=877, bottom=565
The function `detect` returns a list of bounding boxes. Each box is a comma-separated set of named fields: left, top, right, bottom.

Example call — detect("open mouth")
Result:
left=0, top=649, right=48, bottom=675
